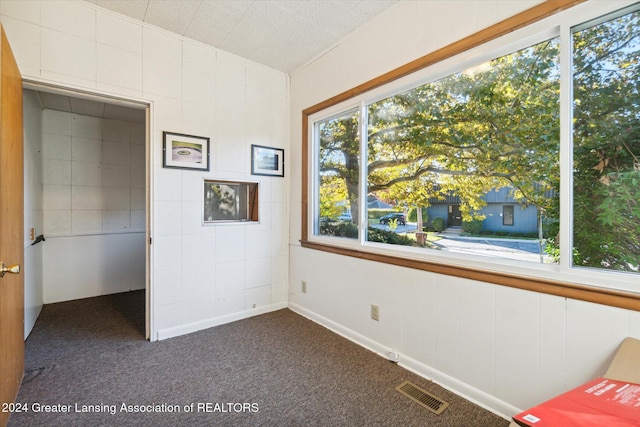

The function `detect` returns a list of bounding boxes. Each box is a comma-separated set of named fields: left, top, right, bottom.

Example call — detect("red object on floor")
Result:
left=513, top=377, right=640, bottom=427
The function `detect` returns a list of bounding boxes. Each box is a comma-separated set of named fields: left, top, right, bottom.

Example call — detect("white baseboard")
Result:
left=156, top=301, right=288, bottom=340
left=288, top=302, right=519, bottom=422
left=288, top=302, right=398, bottom=361
left=399, top=353, right=520, bottom=420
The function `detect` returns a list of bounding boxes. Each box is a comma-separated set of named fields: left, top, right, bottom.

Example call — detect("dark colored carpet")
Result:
left=9, top=291, right=508, bottom=426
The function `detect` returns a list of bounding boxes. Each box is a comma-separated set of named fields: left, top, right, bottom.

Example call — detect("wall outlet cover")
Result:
left=371, top=304, right=379, bottom=321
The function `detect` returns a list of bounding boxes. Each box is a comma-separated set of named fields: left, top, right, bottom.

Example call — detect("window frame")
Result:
left=311, top=103, right=363, bottom=245
left=300, top=0, right=640, bottom=311
left=503, top=206, right=515, bottom=227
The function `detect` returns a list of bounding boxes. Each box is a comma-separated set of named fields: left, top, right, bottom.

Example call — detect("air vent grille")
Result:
left=396, top=380, right=449, bottom=415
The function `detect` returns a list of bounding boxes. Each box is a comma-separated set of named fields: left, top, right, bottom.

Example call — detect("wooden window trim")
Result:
left=300, top=0, right=640, bottom=312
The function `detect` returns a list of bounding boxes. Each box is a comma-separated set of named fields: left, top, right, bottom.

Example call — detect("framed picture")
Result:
left=203, top=179, right=259, bottom=223
left=163, top=131, right=210, bottom=171
left=251, top=144, right=284, bottom=177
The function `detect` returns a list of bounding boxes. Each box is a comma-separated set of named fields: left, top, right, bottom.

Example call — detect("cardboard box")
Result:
left=510, top=337, right=640, bottom=427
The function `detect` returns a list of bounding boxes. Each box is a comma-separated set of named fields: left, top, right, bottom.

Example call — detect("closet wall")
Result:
left=41, top=109, right=146, bottom=303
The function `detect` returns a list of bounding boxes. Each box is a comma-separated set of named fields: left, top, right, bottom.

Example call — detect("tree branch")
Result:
left=367, top=166, right=513, bottom=192
left=367, top=154, right=433, bottom=172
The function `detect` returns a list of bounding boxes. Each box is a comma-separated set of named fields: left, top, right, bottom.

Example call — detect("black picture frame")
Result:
left=251, top=144, right=284, bottom=177
left=163, top=131, right=210, bottom=171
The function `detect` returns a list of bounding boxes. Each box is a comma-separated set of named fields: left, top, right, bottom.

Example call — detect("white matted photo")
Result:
left=251, top=144, right=284, bottom=177
left=163, top=131, right=210, bottom=171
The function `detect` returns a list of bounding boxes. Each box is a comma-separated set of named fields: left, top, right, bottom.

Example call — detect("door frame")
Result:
left=23, top=79, right=153, bottom=339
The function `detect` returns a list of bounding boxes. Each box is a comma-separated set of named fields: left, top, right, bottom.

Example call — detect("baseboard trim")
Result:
left=288, top=302, right=519, bottom=421
left=399, top=353, right=520, bottom=420
left=288, top=302, right=398, bottom=361
left=156, top=301, right=288, bottom=340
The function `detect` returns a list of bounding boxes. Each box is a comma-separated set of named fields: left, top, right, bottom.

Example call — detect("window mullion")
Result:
left=359, top=102, right=368, bottom=245
left=310, top=122, right=320, bottom=237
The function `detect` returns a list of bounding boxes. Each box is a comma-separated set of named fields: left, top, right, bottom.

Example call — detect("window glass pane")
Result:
left=366, top=38, right=559, bottom=263
left=315, top=108, right=360, bottom=239
left=572, top=7, right=640, bottom=273
left=503, top=205, right=514, bottom=226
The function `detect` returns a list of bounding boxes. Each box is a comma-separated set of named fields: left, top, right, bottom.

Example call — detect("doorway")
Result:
left=22, top=83, right=150, bottom=340
left=448, top=204, right=462, bottom=227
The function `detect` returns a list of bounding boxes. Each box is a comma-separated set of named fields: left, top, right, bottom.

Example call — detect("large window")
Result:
left=305, top=1, right=640, bottom=301
left=365, top=38, right=559, bottom=263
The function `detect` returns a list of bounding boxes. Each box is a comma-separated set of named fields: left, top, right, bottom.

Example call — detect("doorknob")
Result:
left=0, top=262, right=20, bottom=277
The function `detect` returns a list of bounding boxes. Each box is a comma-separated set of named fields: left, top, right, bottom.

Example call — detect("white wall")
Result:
left=0, top=0, right=289, bottom=339
left=289, top=0, right=640, bottom=420
left=23, top=89, right=43, bottom=337
left=43, top=233, right=145, bottom=302
left=41, top=110, right=146, bottom=237
left=40, top=109, right=145, bottom=303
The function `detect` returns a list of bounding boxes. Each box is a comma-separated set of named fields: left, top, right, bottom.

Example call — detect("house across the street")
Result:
left=426, top=187, right=545, bottom=235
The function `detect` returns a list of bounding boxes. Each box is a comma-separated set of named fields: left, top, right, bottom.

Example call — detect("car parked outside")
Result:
left=338, top=213, right=352, bottom=222
left=379, top=213, right=406, bottom=225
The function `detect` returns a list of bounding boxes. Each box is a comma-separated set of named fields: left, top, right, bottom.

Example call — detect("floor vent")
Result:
left=396, top=380, right=449, bottom=415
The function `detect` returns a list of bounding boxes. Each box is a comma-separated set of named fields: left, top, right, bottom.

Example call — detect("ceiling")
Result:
left=32, top=89, right=146, bottom=124
left=34, top=1, right=399, bottom=124
left=82, top=0, right=399, bottom=73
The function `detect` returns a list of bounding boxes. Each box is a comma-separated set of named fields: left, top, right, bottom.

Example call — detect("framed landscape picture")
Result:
left=163, top=131, right=210, bottom=171
left=251, top=144, right=284, bottom=177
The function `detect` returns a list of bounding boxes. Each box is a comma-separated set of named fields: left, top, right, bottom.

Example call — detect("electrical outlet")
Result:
left=301, top=280, right=307, bottom=293
left=371, top=304, right=379, bottom=321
